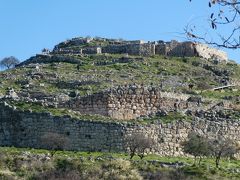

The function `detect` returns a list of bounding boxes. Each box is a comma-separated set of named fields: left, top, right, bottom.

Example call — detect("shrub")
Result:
left=83, top=159, right=142, bottom=180
left=181, top=132, right=209, bottom=165
left=124, top=133, right=154, bottom=159
left=207, top=137, right=240, bottom=168
left=40, top=132, right=70, bottom=157
left=148, top=168, right=192, bottom=180
left=33, top=169, right=81, bottom=180
left=55, top=158, right=75, bottom=172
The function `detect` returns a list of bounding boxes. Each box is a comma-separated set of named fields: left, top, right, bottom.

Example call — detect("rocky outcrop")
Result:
left=195, top=43, right=228, bottom=62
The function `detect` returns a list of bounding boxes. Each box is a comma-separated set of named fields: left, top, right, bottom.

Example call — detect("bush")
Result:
left=181, top=132, right=209, bottom=165
left=124, top=133, right=154, bottom=159
left=147, top=168, right=192, bottom=180
left=207, top=137, right=240, bottom=168
left=83, top=159, right=142, bottom=180
left=5, top=156, right=20, bottom=172
left=55, top=158, right=75, bottom=171
left=182, top=58, right=188, bottom=63
left=33, top=170, right=81, bottom=180
left=40, top=132, right=70, bottom=156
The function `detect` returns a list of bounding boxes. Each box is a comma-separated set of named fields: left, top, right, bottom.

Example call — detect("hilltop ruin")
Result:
left=1, top=35, right=240, bottom=156
left=51, top=37, right=228, bottom=62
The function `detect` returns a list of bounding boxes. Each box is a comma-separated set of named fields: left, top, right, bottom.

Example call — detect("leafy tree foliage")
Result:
left=0, top=56, right=20, bottom=69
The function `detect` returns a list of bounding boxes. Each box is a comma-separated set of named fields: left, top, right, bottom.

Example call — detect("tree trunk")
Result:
left=215, top=156, right=221, bottom=168
left=50, top=150, right=56, bottom=157
left=198, top=156, right=202, bottom=165
left=129, top=148, right=137, bottom=159
left=130, top=152, right=135, bottom=159
left=139, top=154, right=144, bottom=159
left=194, top=156, right=197, bottom=165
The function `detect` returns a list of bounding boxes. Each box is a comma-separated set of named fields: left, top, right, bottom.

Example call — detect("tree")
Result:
left=40, top=132, right=70, bottom=157
left=207, top=137, right=240, bottom=168
left=0, top=56, right=20, bottom=69
left=181, top=132, right=209, bottom=165
left=124, top=133, right=154, bottom=159
left=188, top=0, right=240, bottom=49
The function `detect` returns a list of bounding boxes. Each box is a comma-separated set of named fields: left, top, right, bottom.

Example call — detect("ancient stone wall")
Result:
left=102, top=45, right=127, bottom=54
left=0, top=102, right=240, bottom=156
left=166, top=42, right=196, bottom=57
left=64, top=86, right=197, bottom=120
left=49, top=37, right=228, bottom=62
left=102, top=43, right=155, bottom=56
left=0, top=102, right=123, bottom=152
left=106, top=87, right=189, bottom=120
left=154, top=41, right=228, bottom=62
left=67, top=92, right=109, bottom=117
left=82, top=47, right=102, bottom=54
left=126, top=44, right=155, bottom=56
left=155, top=43, right=166, bottom=55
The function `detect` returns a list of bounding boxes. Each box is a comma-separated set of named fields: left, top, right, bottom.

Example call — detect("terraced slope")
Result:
left=0, top=38, right=240, bottom=121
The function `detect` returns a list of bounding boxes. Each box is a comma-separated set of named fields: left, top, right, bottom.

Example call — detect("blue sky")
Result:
left=0, top=0, right=239, bottom=62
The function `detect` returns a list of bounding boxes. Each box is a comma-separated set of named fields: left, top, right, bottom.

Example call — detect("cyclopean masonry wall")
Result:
left=0, top=102, right=240, bottom=157
left=61, top=85, right=198, bottom=120
left=0, top=102, right=123, bottom=152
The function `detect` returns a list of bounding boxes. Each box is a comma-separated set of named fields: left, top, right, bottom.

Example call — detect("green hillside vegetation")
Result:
left=1, top=40, right=240, bottom=180
left=0, top=147, right=240, bottom=180
left=1, top=53, right=240, bottom=124
left=1, top=54, right=240, bottom=97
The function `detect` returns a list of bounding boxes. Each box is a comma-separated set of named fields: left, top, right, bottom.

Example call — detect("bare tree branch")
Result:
left=188, top=0, right=240, bottom=49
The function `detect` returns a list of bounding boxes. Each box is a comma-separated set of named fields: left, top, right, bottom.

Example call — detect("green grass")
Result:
left=201, top=89, right=240, bottom=100
left=1, top=147, right=239, bottom=168
left=1, top=54, right=240, bottom=123
left=2, top=54, right=239, bottom=98
left=0, top=147, right=240, bottom=180
left=0, top=53, right=239, bottom=102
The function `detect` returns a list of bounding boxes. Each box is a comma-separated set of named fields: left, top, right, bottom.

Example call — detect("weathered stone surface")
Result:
left=0, top=102, right=239, bottom=157
left=4, top=88, right=19, bottom=100
left=49, top=37, right=228, bottom=62
left=61, top=85, right=196, bottom=120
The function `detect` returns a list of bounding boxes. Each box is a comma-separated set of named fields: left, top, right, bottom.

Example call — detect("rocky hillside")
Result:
left=0, top=37, right=240, bottom=121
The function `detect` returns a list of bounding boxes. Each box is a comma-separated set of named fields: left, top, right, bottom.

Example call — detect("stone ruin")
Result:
left=58, top=85, right=202, bottom=120
left=1, top=102, right=240, bottom=156
left=52, top=37, right=228, bottom=62
left=4, top=83, right=230, bottom=121
left=0, top=36, right=238, bottom=156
